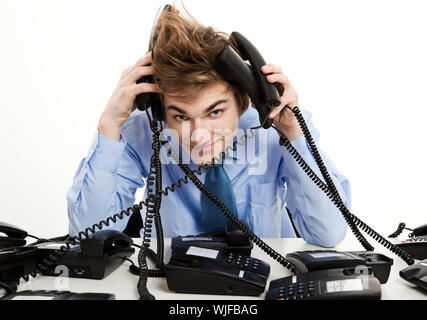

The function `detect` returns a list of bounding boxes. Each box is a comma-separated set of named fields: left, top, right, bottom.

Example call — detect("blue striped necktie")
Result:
left=201, top=160, right=238, bottom=233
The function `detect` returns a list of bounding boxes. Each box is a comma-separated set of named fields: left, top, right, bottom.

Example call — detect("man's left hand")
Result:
left=260, top=64, right=303, bottom=141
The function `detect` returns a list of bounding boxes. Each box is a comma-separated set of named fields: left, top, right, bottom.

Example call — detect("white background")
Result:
left=0, top=0, right=426, bottom=240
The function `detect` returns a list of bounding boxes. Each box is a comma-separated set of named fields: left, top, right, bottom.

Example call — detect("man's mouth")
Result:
left=191, top=139, right=223, bottom=153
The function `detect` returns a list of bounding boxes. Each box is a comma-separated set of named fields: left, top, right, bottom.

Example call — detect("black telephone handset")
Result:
left=171, top=221, right=253, bottom=256
left=214, top=32, right=281, bottom=129
left=1, top=290, right=116, bottom=300
left=134, top=4, right=171, bottom=122
left=0, top=221, right=28, bottom=250
left=37, top=230, right=135, bottom=279
left=400, top=259, right=427, bottom=292
left=409, top=223, right=427, bottom=237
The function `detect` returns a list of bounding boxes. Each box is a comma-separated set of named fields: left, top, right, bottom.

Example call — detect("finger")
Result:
left=126, top=66, right=155, bottom=82
left=266, top=73, right=290, bottom=87
left=133, top=82, right=161, bottom=95
left=261, top=64, right=283, bottom=75
left=269, top=91, right=298, bottom=119
left=134, top=51, right=153, bottom=66
left=280, top=95, right=298, bottom=109
left=269, top=105, right=285, bottom=119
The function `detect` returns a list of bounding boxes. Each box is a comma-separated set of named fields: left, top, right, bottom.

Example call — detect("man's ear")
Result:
left=239, top=102, right=250, bottom=116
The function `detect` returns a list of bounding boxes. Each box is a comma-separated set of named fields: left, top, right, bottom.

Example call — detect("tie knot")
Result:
left=209, top=153, right=225, bottom=168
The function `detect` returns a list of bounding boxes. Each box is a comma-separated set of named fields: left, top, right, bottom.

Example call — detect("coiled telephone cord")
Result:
left=162, top=140, right=298, bottom=274
left=274, top=106, right=414, bottom=265
left=11, top=105, right=415, bottom=300
left=388, top=222, right=417, bottom=238
left=136, top=117, right=165, bottom=300
left=9, top=119, right=165, bottom=300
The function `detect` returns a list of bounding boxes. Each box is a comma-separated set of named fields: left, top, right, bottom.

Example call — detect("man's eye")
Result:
left=175, top=115, right=188, bottom=121
left=209, top=110, right=222, bottom=118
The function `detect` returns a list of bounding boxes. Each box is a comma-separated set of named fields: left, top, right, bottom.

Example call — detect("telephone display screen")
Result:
left=326, top=279, right=364, bottom=293
left=181, top=237, right=213, bottom=242
left=186, top=246, right=219, bottom=259
left=309, top=252, right=348, bottom=259
left=11, top=295, right=54, bottom=300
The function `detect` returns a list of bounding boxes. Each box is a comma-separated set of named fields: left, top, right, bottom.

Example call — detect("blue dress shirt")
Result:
left=67, top=106, right=351, bottom=247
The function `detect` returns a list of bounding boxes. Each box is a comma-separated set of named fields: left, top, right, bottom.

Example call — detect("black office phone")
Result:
left=172, top=234, right=253, bottom=256
left=1, top=290, right=115, bottom=300
left=395, top=236, right=427, bottom=260
left=37, top=230, right=135, bottom=279
left=12, top=5, right=416, bottom=301
left=400, top=259, right=427, bottom=292
left=0, top=246, right=38, bottom=285
left=165, top=243, right=270, bottom=296
left=0, top=221, right=28, bottom=249
left=171, top=222, right=253, bottom=256
left=286, top=250, right=393, bottom=284
left=265, top=267, right=381, bottom=300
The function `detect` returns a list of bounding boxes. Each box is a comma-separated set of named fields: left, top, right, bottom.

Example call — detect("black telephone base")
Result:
left=0, top=246, right=38, bottom=283
left=171, top=234, right=253, bottom=257
left=166, top=267, right=265, bottom=296
left=266, top=268, right=382, bottom=300
left=165, top=244, right=270, bottom=296
left=37, top=245, right=134, bottom=280
left=395, top=236, right=427, bottom=260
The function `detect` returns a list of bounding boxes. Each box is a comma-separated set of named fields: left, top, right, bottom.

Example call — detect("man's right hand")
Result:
left=98, top=52, right=160, bottom=141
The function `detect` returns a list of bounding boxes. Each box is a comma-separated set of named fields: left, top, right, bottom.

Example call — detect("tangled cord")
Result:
left=274, top=106, right=414, bottom=265
left=163, top=139, right=298, bottom=274
left=136, top=117, right=165, bottom=300
left=8, top=104, right=415, bottom=300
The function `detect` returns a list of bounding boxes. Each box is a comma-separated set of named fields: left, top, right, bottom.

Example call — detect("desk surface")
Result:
left=18, top=232, right=426, bottom=300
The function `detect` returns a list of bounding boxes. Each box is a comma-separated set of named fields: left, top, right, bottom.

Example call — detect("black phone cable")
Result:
left=163, top=140, right=298, bottom=273
left=288, top=106, right=414, bottom=264
left=135, top=112, right=166, bottom=300
left=273, top=106, right=415, bottom=265
left=279, top=106, right=374, bottom=252
left=7, top=199, right=148, bottom=294
left=388, top=223, right=408, bottom=238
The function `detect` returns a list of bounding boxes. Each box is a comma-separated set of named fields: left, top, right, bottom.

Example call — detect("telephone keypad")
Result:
left=274, top=281, right=317, bottom=300
left=396, top=235, right=427, bottom=260
left=405, top=236, right=427, bottom=243
left=225, top=252, right=260, bottom=272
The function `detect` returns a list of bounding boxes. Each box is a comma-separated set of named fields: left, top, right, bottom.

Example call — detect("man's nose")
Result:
left=190, top=119, right=210, bottom=145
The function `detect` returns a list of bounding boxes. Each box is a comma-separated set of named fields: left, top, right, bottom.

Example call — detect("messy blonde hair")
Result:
left=151, top=4, right=249, bottom=113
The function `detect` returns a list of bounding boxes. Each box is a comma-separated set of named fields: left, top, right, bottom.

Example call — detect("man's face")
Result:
left=163, top=82, right=240, bottom=165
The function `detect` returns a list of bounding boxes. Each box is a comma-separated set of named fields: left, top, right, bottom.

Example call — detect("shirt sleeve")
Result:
left=278, top=109, right=351, bottom=247
left=66, top=130, right=148, bottom=237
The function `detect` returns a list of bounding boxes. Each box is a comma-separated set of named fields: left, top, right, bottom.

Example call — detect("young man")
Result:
left=67, top=6, right=350, bottom=247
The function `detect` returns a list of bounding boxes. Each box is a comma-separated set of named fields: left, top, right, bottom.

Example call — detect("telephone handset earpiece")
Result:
left=215, top=32, right=281, bottom=129
left=135, top=5, right=171, bottom=122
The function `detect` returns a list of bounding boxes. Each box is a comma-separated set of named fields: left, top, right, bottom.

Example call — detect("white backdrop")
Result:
left=0, top=0, right=426, bottom=239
